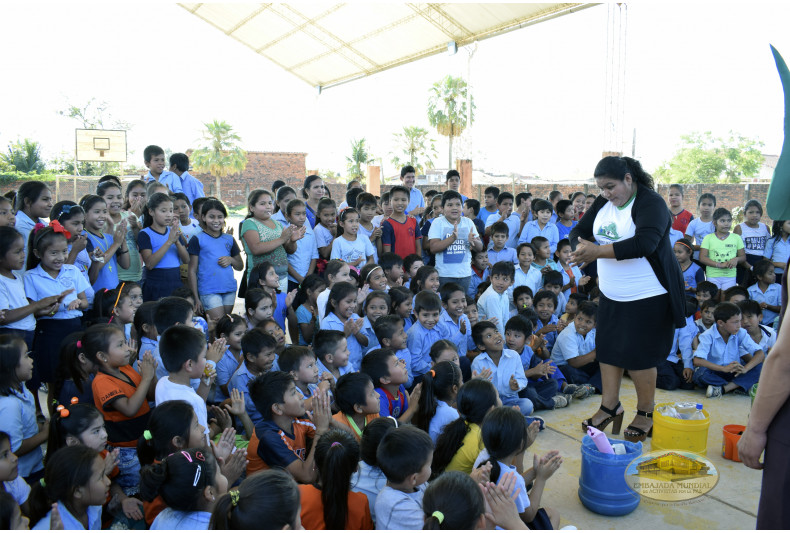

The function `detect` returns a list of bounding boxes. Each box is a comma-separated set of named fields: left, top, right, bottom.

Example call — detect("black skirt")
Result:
left=596, top=293, right=674, bottom=371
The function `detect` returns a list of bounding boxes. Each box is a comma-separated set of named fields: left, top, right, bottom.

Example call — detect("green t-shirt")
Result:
left=701, top=232, right=744, bottom=278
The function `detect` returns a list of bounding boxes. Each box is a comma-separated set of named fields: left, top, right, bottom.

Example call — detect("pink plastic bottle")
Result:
left=587, top=426, right=615, bottom=454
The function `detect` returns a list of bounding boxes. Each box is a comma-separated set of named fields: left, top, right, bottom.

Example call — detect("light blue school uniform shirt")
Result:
left=316, top=357, right=353, bottom=379
left=14, top=211, right=43, bottom=274
left=693, top=326, right=763, bottom=366
left=478, top=206, right=499, bottom=225
left=0, top=385, right=43, bottom=477
left=667, top=316, right=699, bottom=369
left=471, top=349, right=528, bottom=401
left=488, top=247, right=518, bottom=266
left=214, top=349, right=240, bottom=403
left=741, top=325, right=777, bottom=358
left=536, top=314, right=560, bottom=353
left=469, top=267, right=489, bottom=299
left=440, top=309, right=474, bottom=356
left=187, top=232, right=241, bottom=295
left=145, top=169, right=182, bottom=193
left=556, top=220, right=577, bottom=241
left=513, top=265, right=542, bottom=296
left=485, top=212, right=522, bottom=249
left=764, top=235, right=790, bottom=274
left=375, top=484, right=426, bottom=531
left=685, top=218, right=715, bottom=260
left=287, top=224, right=319, bottom=282
left=427, top=216, right=479, bottom=278
left=150, top=508, right=211, bottom=530
left=138, top=226, right=182, bottom=268
left=229, top=361, right=263, bottom=426
left=296, top=304, right=315, bottom=345
left=0, top=274, right=36, bottom=331
left=84, top=231, right=121, bottom=293
left=405, top=187, right=425, bottom=225
left=351, top=461, right=387, bottom=523
left=553, top=262, right=583, bottom=301
left=357, top=223, right=379, bottom=262
left=330, top=235, right=375, bottom=265
left=176, top=171, right=206, bottom=208
left=519, top=220, right=560, bottom=253
left=406, top=320, right=451, bottom=377
left=271, top=209, right=288, bottom=227
left=24, top=264, right=90, bottom=320
left=3, top=476, right=30, bottom=506
left=360, top=316, right=380, bottom=356
left=321, top=311, right=365, bottom=370
left=32, top=502, right=102, bottom=530
left=550, top=321, right=596, bottom=366
left=429, top=399, right=459, bottom=443
left=314, top=223, right=334, bottom=250
left=498, top=462, right=530, bottom=514
left=69, top=237, right=95, bottom=306
left=669, top=227, right=684, bottom=247
left=747, top=282, right=782, bottom=326
left=477, top=285, right=511, bottom=336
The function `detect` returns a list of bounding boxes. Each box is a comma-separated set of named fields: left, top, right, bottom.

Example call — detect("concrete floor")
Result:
left=531, top=377, right=761, bottom=529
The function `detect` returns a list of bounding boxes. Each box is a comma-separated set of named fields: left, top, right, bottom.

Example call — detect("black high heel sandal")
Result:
left=582, top=402, right=624, bottom=435
left=624, top=410, right=653, bottom=442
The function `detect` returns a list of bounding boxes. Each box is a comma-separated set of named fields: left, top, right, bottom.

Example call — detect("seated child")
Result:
left=468, top=248, right=490, bottom=300
left=210, top=469, right=301, bottom=530
left=514, top=243, right=542, bottom=297
left=550, top=301, right=602, bottom=392
left=561, top=293, right=587, bottom=323
left=360, top=291, right=390, bottom=356
left=533, top=290, right=562, bottom=353
left=406, top=292, right=451, bottom=384
left=360, top=348, right=420, bottom=422
left=513, top=285, right=534, bottom=315
left=747, top=259, right=781, bottom=326
left=656, top=298, right=698, bottom=391
left=696, top=299, right=716, bottom=333
left=470, top=321, right=533, bottom=417
left=675, top=238, right=704, bottom=297
left=373, top=425, right=434, bottom=531
left=134, top=296, right=194, bottom=382
left=692, top=302, right=765, bottom=398
left=278, top=346, right=331, bottom=412
left=487, top=222, right=518, bottom=265
left=213, top=314, right=247, bottom=402
left=373, top=315, right=412, bottom=386
left=439, top=283, right=475, bottom=360
left=228, top=329, right=277, bottom=428
left=389, top=285, right=414, bottom=332
left=313, top=330, right=353, bottom=383
left=402, top=254, right=424, bottom=292
left=246, top=371, right=330, bottom=481
left=695, top=281, right=718, bottom=311
left=350, top=417, right=398, bottom=522
left=723, top=285, right=749, bottom=304
left=738, top=300, right=777, bottom=359
left=477, top=261, right=515, bottom=336
left=541, top=270, right=567, bottom=317
left=332, top=373, right=380, bottom=442
left=379, top=252, right=405, bottom=289
left=414, top=360, right=464, bottom=445
left=530, top=236, right=557, bottom=272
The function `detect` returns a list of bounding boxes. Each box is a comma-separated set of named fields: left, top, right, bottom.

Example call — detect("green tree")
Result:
left=390, top=126, right=437, bottom=175
left=1, top=139, right=45, bottom=173
left=191, top=120, right=247, bottom=200
left=346, top=138, right=369, bottom=181
left=427, top=75, right=475, bottom=169
left=654, top=131, right=765, bottom=184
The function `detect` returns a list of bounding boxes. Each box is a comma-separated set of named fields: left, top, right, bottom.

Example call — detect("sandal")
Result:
left=623, top=410, right=653, bottom=442
left=582, top=402, right=624, bottom=435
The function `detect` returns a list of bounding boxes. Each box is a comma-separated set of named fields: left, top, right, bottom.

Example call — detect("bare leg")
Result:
left=546, top=506, right=560, bottom=529
left=588, top=363, right=625, bottom=426
left=626, top=367, right=657, bottom=433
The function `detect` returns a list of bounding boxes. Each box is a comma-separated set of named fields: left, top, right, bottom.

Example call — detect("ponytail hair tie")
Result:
left=143, top=430, right=152, bottom=441
left=429, top=369, right=435, bottom=378
left=39, top=479, right=46, bottom=488
left=330, top=441, right=342, bottom=448
left=32, top=223, right=47, bottom=235
left=76, top=340, right=82, bottom=348
left=432, top=511, right=444, bottom=524
left=56, top=405, right=70, bottom=418
left=229, top=489, right=240, bottom=507
left=70, top=397, right=79, bottom=405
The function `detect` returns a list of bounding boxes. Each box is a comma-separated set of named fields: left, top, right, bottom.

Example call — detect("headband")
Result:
left=107, top=283, right=126, bottom=324
left=386, top=415, right=398, bottom=428
left=364, top=265, right=382, bottom=281
left=676, top=241, right=693, bottom=253
left=330, top=441, right=343, bottom=448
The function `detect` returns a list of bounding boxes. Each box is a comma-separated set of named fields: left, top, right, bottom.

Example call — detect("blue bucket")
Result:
left=578, top=435, right=642, bottom=516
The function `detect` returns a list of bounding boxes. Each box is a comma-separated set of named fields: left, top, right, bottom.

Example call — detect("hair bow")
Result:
left=32, top=222, right=47, bottom=235
left=48, top=220, right=72, bottom=240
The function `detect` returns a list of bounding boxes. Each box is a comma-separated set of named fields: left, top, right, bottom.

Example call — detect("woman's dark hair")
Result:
left=140, top=447, right=218, bottom=511
left=122, top=179, right=147, bottom=210
left=314, top=429, right=360, bottom=529
left=134, top=301, right=158, bottom=341
left=326, top=282, right=357, bottom=318
left=45, top=402, right=103, bottom=465
left=432, top=379, right=498, bottom=476
left=52, top=332, right=89, bottom=407
left=248, top=261, right=276, bottom=293
left=200, top=198, right=228, bottom=218
left=413, top=361, right=461, bottom=434
left=359, top=417, right=397, bottom=467
left=80, top=324, right=123, bottom=366
left=216, top=314, right=246, bottom=339
left=411, top=265, right=439, bottom=295
left=211, top=469, right=300, bottom=530
left=0, top=335, right=27, bottom=396
left=144, top=192, right=174, bottom=228
left=0, top=491, right=19, bottom=530
left=303, top=175, right=323, bottom=199
left=291, top=273, right=326, bottom=311
left=245, top=189, right=273, bottom=219
left=28, top=445, right=101, bottom=527
left=26, top=225, right=69, bottom=270
left=79, top=194, right=106, bottom=215
left=481, top=406, right=529, bottom=483
left=15, top=181, right=50, bottom=213
left=0, top=226, right=23, bottom=259
left=50, top=201, right=84, bottom=223
left=274, top=186, right=296, bottom=213
left=593, top=156, right=654, bottom=191
left=423, top=471, right=485, bottom=530
left=137, top=400, right=196, bottom=465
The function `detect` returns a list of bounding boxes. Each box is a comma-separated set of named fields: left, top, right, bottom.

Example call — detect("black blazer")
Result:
left=569, top=184, right=686, bottom=328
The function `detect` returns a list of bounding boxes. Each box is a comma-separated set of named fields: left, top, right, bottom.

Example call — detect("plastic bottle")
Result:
left=587, top=426, right=615, bottom=454
left=688, top=403, right=705, bottom=420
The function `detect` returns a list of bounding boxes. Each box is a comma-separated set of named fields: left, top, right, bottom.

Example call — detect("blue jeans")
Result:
left=438, top=276, right=471, bottom=295
left=501, top=395, right=534, bottom=416
left=693, top=364, right=762, bottom=391
left=115, top=447, right=141, bottom=495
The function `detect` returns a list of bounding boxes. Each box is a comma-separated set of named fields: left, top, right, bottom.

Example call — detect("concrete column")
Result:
left=367, top=165, right=381, bottom=196
left=457, top=159, right=473, bottom=198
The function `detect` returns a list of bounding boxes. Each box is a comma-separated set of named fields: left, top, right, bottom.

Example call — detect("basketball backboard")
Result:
left=75, top=129, right=127, bottom=162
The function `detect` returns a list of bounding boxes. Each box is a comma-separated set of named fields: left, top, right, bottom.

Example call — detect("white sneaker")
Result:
left=706, top=385, right=722, bottom=398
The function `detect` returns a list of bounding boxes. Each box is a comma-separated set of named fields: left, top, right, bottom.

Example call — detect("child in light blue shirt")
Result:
left=477, top=261, right=514, bottom=336
left=406, top=292, right=450, bottom=382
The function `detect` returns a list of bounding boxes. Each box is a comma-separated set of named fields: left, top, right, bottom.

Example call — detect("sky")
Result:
left=2, top=1, right=790, bottom=181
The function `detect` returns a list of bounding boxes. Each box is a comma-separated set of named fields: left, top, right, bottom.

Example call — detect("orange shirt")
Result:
left=246, top=418, right=316, bottom=476
left=331, top=412, right=379, bottom=442
left=92, top=366, right=151, bottom=447
left=299, top=484, right=373, bottom=530
left=142, top=460, right=165, bottom=526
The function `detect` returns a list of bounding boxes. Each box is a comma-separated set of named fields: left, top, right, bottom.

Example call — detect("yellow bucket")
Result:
left=651, top=402, right=710, bottom=455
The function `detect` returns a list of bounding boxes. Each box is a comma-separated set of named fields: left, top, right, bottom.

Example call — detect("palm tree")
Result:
left=346, top=138, right=369, bottom=181
left=1, top=139, right=45, bottom=173
left=390, top=126, right=437, bottom=175
left=191, top=120, right=247, bottom=200
left=427, top=75, right=475, bottom=169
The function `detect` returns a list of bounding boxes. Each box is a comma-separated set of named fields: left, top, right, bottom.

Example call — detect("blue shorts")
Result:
left=200, top=291, right=236, bottom=311
left=115, top=446, right=141, bottom=495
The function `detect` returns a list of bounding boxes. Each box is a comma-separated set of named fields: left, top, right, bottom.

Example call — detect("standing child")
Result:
left=531, top=236, right=557, bottom=273
left=168, top=153, right=205, bottom=206
left=285, top=198, right=319, bottom=293
left=518, top=199, right=559, bottom=254
left=0, top=336, right=47, bottom=483
left=668, top=184, right=694, bottom=234
left=700, top=208, right=745, bottom=291
left=413, top=361, right=462, bottom=443
left=51, top=202, right=93, bottom=307
left=356, top=193, right=382, bottom=263
left=86, top=324, right=157, bottom=494
left=764, top=219, right=790, bottom=286
left=187, top=198, right=243, bottom=323
left=332, top=373, right=380, bottom=442
left=478, top=187, right=501, bottom=226
left=248, top=261, right=296, bottom=335
left=118, top=180, right=147, bottom=284
left=464, top=199, right=487, bottom=239
left=315, top=198, right=338, bottom=261
left=554, top=239, right=590, bottom=301
left=316, top=259, right=353, bottom=324
left=675, top=238, right=704, bottom=297
left=469, top=248, right=491, bottom=300
left=684, top=193, right=716, bottom=261
left=477, top=261, right=515, bottom=336
left=747, top=260, right=782, bottom=326
left=554, top=199, right=577, bottom=242
left=734, top=199, right=771, bottom=270
left=81, top=195, right=131, bottom=294
left=331, top=208, right=375, bottom=270
left=228, top=330, right=278, bottom=428
left=313, top=329, right=353, bottom=382
left=293, top=274, right=325, bottom=346
left=382, top=186, right=421, bottom=260
left=487, top=222, right=518, bottom=266
left=360, top=349, right=421, bottom=422
left=320, top=282, right=366, bottom=370
left=14, top=182, right=52, bottom=271
left=372, top=191, right=393, bottom=227
left=138, top=193, right=188, bottom=301
left=360, top=290, right=390, bottom=356
left=484, top=192, right=526, bottom=251
left=0, top=197, right=14, bottom=228
left=272, top=187, right=297, bottom=228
